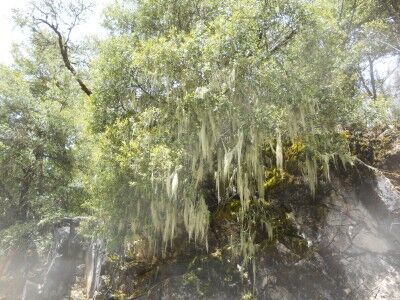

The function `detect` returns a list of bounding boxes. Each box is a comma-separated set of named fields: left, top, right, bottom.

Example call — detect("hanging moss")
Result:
left=89, top=0, right=364, bottom=273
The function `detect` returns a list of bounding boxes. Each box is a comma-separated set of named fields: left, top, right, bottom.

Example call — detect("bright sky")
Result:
left=0, top=0, right=112, bottom=65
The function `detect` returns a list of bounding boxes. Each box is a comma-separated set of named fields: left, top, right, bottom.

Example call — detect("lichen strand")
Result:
left=98, top=155, right=336, bottom=298
left=122, top=101, right=353, bottom=267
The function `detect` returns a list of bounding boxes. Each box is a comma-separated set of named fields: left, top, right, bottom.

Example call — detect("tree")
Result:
left=14, top=0, right=94, bottom=96
left=0, top=31, right=88, bottom=289
left=89, top=0, right=365, bottom=260
left=1, top=1, right=398, bottom=286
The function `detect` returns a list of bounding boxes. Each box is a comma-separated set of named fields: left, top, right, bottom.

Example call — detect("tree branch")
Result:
left=367, top=55, right=377, bottom=100
left=28, top=0, right=93, bottom=96
left=357, top=69, right=374, bottom=98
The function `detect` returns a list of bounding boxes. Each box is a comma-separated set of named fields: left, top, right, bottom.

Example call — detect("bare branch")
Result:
left=367, top=55, right=377, bottom=100
left=19, top=0, right=93, bottom=96
left=357, top=69, right=374, bottom=98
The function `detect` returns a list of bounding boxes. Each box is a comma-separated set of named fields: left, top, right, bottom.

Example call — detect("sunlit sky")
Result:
left=0, top=0, right=112, bottom=65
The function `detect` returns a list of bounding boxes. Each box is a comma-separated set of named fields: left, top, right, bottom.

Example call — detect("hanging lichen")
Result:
left=91, top=0, right=357, bottom=269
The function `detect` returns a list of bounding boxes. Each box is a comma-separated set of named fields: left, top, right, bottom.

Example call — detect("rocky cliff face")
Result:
left=20, top=218, right=105, bottom=300
left=20, top=138, right=400, bottom=300
left=128, top=175, right=400, bottom=299
left=98, top=138, right=400, bottom=300
left=255, top=170, right=400, bottom=300
left=21, top=218, right=84, bottom=299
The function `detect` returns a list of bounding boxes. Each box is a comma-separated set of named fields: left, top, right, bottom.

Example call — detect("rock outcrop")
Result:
left=20, top=138, right=400, bottom=300
left=21, top=218, right=105, bottom=300
left=101, top=140, right=400, bottom=300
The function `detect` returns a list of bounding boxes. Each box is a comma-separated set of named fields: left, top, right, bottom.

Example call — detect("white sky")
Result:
left=0, top=0, right=112, bottom=65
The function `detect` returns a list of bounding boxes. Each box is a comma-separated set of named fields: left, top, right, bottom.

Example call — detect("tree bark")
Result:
left=367, top=55, right=377, bottom=100
left=36, top=18, right=92, bottom=96
left=19, top=167, right=33, bottom=221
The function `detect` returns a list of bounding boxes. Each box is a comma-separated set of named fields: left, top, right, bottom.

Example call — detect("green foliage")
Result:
left=90, top=0, right=363, bottom=260
left=0, top=33, right=88, bottom=265
left=2, top=0, right=400, bottom=288
left=264, top=169, right=287, bottom=191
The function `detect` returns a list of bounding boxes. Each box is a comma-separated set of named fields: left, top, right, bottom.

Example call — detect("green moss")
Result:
left=264, top=168, right=287, bottom=191
left=229, top=199, right=242, bottom=212
left=183, top=271, right=200, bottom=285
left=242, top=291, right=255, bottom=300
left=213, top=198, right=242, bottom=222
left=286, top=140, right=306, bottom=160
left=107, top=253, right=120, bottom=263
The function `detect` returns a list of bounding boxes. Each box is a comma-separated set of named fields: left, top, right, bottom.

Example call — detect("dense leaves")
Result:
left=90, top=0, right=398, bottom=259
left=0, top=0, right=399, bottom=283
left=0, top=33, right=88, bottom=263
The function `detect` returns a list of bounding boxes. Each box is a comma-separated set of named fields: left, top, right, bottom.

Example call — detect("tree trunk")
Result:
left=367, top=55, right=377, bottom=100
left=19, top=168, right=33, bottom=221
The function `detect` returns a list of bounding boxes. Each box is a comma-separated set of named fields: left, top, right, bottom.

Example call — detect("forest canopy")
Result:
left=1, top=0, right=399, bottom=282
